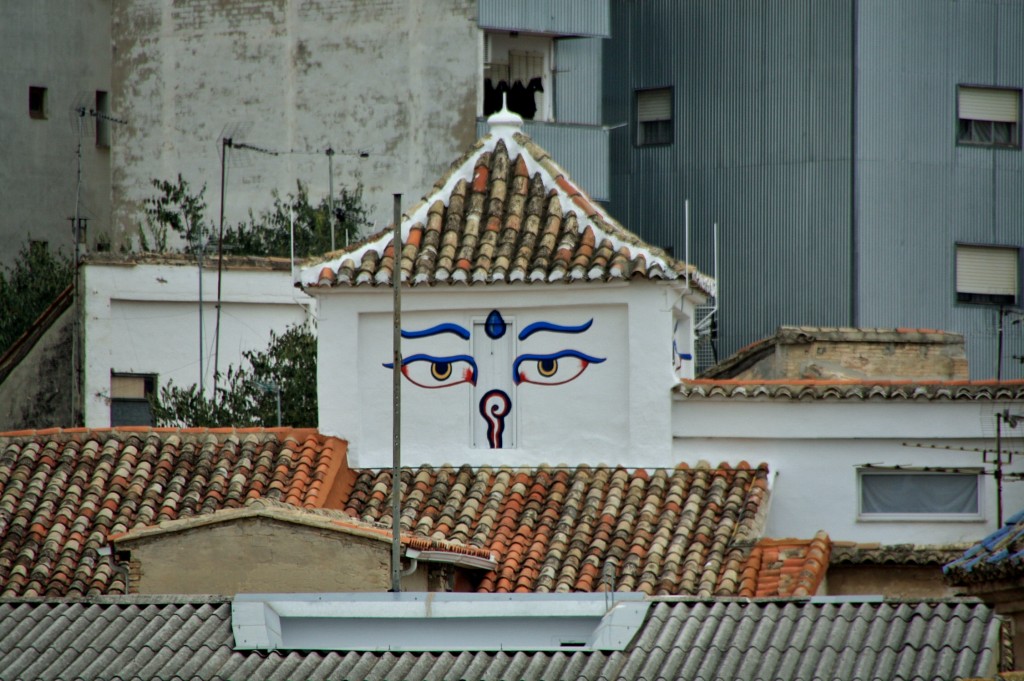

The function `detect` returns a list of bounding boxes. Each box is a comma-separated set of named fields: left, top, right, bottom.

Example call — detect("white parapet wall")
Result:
left=82, top=256, right=314, bottom=427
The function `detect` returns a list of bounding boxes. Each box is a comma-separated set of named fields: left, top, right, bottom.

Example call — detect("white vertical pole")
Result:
left=390, top=194, right=403, bottom=592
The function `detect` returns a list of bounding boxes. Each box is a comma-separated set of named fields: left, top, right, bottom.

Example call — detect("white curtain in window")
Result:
left=861, top=473, right=978, bottom=514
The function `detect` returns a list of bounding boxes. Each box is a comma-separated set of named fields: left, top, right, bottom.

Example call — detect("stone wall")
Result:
left=714, top=327, right=969, bottom=381
left=121, top=517, right=438, bottom=594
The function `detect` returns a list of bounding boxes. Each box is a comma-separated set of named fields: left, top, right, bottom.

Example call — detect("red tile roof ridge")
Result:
left=111, top=497, right=494, bottom=562
left=682, top=378, right=1024, bottom=387
left=0, top=426, right=326, bottom=440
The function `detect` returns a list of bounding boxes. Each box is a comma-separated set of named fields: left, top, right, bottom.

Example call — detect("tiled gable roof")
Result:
left=677, top=378, right=1024, bottom=401
left=0, top=597, right=1007, bottom=681
left=945, top=508, right=1024, bottom=585
left=343, top=461, right=769, bottom=596
left=302, top=112, right=714, bottom=295
left=0, top=428, right=345, bottom=597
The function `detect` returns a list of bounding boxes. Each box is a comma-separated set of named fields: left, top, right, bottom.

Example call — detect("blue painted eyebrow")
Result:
left=518, top=319, right=594, bottom=341
left=401, top=323, right=471, bottom=340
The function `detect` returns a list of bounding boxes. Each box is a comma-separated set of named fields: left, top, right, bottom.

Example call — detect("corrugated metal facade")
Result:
left=605, top=0, right=855, bottom=366
left=476, top=119, right=610, bottom=200
left=853, top=0, right=1024, bottom=379
left=479, top=0, right=610, bottom=37
left=605, top=0, right=1024, bottom=378
left=554, top=37, right=603, bottom=125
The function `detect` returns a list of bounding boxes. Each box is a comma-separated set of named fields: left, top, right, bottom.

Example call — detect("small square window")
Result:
left=110, top=373, right=157, bottom=426
left=29, top=86, right=47, bottom=119
left=956, top=244, right=1019, bottom=306
left=957, top=86, right=1021, bottom=149
left=636, top=88, right=673, bottom=146
left=858, top=469, right=982, bottom=520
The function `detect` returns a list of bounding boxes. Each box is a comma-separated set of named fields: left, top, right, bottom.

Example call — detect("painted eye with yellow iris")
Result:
left=513, top=350, right=605, bottom=386
left=395, top=353, right=477, bottom=389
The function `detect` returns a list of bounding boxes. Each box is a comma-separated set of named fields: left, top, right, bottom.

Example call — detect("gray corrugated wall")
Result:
left=479, top=0, right=610, bottom=37
left=555, top=37, right=603, bottom=125
left=605, top=0, right=855, bottom=362
left=854, top=0, right=1024, bottom=379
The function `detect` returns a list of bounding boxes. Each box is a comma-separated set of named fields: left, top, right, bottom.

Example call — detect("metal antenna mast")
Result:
left=213, top=123, right=284, bottom=400
left=68, top=93, right=126, bottom=424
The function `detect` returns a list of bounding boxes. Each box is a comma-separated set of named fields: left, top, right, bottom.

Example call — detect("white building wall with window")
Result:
left=81, top=256, right=313, bottom=428
left=672, top=397, right=1024, bottom=544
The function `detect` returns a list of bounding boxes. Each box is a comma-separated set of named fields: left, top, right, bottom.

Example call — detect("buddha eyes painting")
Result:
left=384, top=309, right=605, bottom=449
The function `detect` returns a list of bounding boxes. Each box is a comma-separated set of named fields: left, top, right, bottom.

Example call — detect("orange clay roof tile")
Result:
left=0, top=428, right=344, bottom=597
left=345, top=461, right=770, bottom=596
left=738, top=532, right=832, bottom=598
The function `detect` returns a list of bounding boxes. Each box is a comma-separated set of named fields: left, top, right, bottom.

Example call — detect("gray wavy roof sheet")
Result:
left=0, top=597, right=1005, bottom=681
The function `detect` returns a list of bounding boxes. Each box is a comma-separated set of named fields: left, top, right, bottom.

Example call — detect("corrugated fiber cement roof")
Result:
left=0, top=596, right=1005, bottom=681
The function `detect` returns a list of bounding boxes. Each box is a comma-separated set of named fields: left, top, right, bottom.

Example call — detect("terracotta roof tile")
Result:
left=344, top=461, right=770, bottom=596
left=302, top=121, right=714, bottom=295
left=738, top=532, right=832, bottom=598
left=678, top=378, right=1024, bottom=401
left=0, top=428, right=345, bottom=597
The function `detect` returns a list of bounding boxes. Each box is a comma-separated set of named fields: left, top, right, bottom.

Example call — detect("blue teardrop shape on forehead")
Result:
left=484, top=309, right=507, bottom=339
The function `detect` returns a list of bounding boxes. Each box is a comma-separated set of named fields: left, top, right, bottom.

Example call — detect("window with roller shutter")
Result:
left=636, top=88, right=673, bottom=146
left=955, top=244, right=1019, bottom=306
left=957, top=86, right=1021, bottom=149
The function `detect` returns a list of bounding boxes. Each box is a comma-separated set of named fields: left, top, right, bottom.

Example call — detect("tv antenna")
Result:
left=68, top=91, right=126, bottom=425
left=213, top=122, right=279, bottom=400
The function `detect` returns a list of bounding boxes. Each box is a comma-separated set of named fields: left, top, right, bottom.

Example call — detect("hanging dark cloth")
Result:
left=485, top=79, right=512, bottom=115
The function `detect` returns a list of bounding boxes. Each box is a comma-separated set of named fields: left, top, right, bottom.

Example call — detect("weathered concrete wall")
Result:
left=110, top=0, right=479, bottom=250
left=0, top=305, right=74, bottom=431
left=123, top=517, right=438, bottom=594
left=823, top=565, right=955, bottom=599
left=0, top=0, right=113, bottom=263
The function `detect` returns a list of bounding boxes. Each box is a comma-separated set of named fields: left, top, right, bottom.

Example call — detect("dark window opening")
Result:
left=29, top=86, right=47, bottom=119
left=95, top=91, right=110, bottom=147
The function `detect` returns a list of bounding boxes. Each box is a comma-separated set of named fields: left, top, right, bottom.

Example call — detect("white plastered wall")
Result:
left=82, top=261, right=313, bottom=427
left=316, top=281, right=702, bottom=468
left=673, top=397, right=1024, bottom=544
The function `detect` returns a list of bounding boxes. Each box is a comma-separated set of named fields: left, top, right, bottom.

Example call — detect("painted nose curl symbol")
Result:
left=479, top=389, right=511, bottom=448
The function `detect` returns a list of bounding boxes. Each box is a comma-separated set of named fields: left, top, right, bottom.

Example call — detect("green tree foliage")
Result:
left=138, top=175, right=368, bottom=258
left=151, top=324, right=317, bottom=427
left=0, top=242, right=74, bottom=354
left=222, top=182, right=369, bottom=258
left=140, top=175, right=210, bottom=253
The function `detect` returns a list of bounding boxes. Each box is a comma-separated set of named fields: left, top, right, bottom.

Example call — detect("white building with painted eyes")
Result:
left=302, top=107, right=713, bottom=469
left=301, top=107, right=1024, bottom=552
